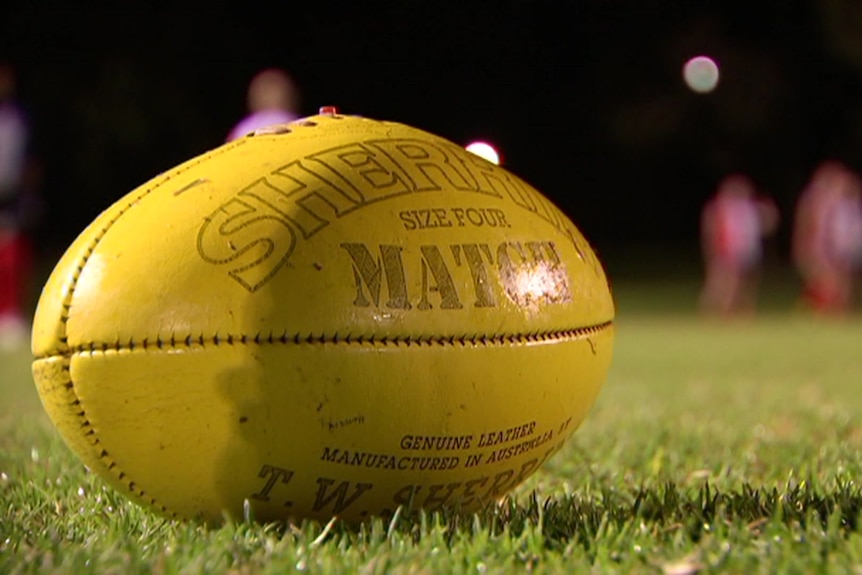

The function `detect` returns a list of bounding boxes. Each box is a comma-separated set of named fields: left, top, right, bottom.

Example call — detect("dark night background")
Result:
left=4, top=2, right=862, bottom=278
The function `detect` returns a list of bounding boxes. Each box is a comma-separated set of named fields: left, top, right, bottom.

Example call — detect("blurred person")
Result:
left=0, top=60, right=37, bottom=350
left=699, top=173, right=779, bottom=316
left=226, top=68, right=299, bottom=142
left=793, top=160, right=862, bottom=314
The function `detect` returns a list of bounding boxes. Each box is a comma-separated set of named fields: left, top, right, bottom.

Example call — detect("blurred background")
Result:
left=2, top=1, right=862, bottom=317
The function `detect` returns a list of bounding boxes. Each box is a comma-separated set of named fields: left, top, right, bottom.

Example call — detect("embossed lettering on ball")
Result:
left=32, top=111, right=615, bottom=523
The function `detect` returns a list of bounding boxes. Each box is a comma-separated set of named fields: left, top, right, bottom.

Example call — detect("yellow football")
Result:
left=31, top=111, right=615, bottom=524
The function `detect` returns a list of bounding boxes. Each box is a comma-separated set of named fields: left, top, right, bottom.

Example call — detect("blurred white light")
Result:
left=465, top=141, right=500, bottom=165
left=683, top=55, right=720, bottom=94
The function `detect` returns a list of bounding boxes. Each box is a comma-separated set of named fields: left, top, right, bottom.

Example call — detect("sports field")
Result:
left=2, top=270, right=862, bottom=573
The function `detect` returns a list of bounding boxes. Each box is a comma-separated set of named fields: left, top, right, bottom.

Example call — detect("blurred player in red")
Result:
left=0, top=61, right=35, bottom=350
left=226, top=68, right=300, bottom=142
left=793, top=160, right=862, bottom=314
left=699, top=174, right=779, bottom=316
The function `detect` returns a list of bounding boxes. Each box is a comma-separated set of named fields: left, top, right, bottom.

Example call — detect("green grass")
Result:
left=3, top=276, right=862, bottom=573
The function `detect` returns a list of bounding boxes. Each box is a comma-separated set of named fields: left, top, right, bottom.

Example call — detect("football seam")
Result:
left=39, top=321, right=613, bottom=359
left=52, top=144, right=242, bottom=519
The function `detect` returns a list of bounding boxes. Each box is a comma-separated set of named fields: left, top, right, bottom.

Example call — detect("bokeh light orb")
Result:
left=682, top=56, right=720, bottom=94
left=465, top=141, right=501, bottom=165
